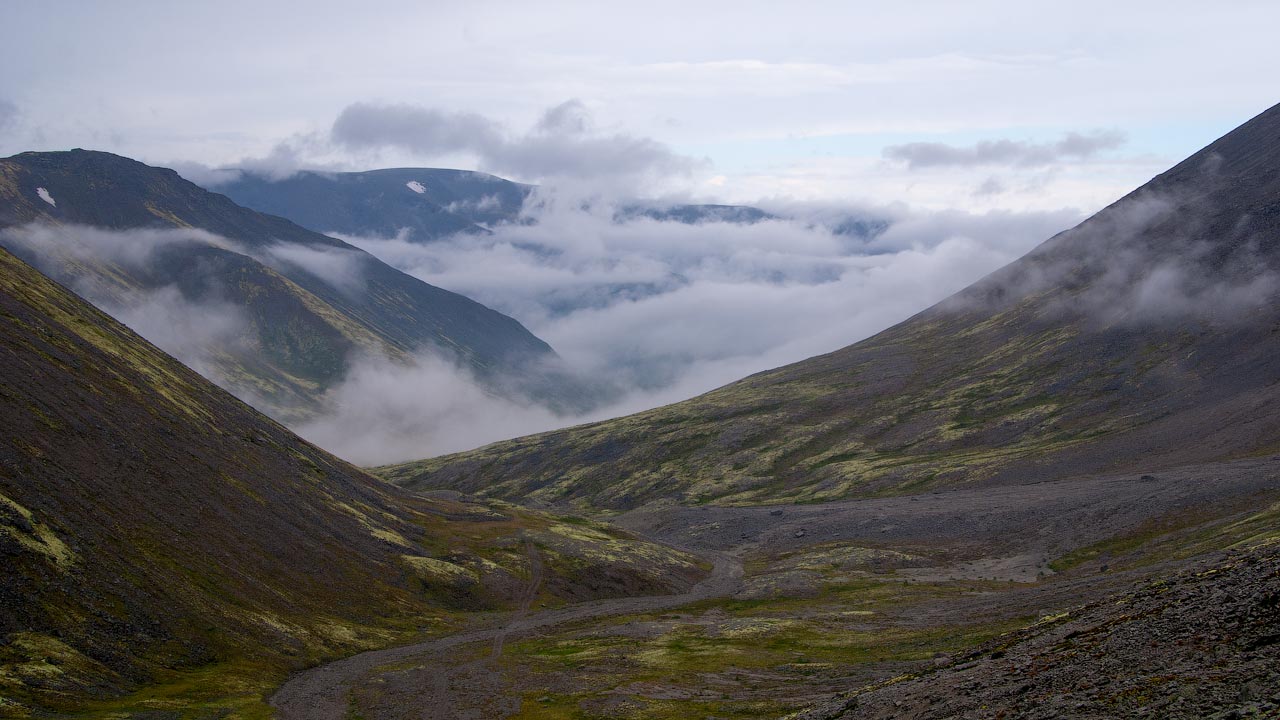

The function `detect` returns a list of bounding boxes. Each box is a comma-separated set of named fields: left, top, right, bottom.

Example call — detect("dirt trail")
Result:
left=491, top=538, right=542, bottom=659
left=269, top=548, right=743, bottom=720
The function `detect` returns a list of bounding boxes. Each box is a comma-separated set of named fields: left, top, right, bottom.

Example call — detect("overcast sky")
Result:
left=3, top=1, right=1278, bottom=213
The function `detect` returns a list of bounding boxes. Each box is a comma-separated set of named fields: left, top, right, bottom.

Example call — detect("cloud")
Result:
left=171, top=132, right=351, bottom=187
left=1122, top=261, right=1276, bottom=325
left=973, top=176, right=1006, bottom=196
left=444, top=195, right=502, bottom=214
left=102, top=286, right=252, bottom=380
left=172, top=100, right=701, bottom=197
left=884, top=130, right=1126, bottom=169
left=1075, top=205, right=1280, bottom=329
left=0, top=100, right=17, bottom=130
left=340, top=199, right=1082, bottom=411
left=0, top=222, right=365, bottom=295
left=948, top=181, right=1280, bottom=330
left=261, top=242, right=369, bottom=295
left=169, top=161, right=243, bottom=188
left=331, top=100, right=701, bottom=190
left=332, top=104, right=502, bottom=158
left=0, top=223, right=384, bottom=394
left=293, top=352, right=566, bottom=465
left=289, top=199, right=1071, bottom=466
left=0, top=223, right=236, bottom=273
left=0, top=224, right=253, bottom=380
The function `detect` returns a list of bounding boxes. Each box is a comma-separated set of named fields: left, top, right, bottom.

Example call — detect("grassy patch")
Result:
left=56, top=660, right=284, bottom=720
left=1048, top=493, right=1280, bottom=572
left=495, top=576, right=1036, bottom=719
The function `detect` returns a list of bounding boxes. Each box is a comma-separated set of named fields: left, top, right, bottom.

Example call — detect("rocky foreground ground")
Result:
left=796, top=540, right=1280, bottom=720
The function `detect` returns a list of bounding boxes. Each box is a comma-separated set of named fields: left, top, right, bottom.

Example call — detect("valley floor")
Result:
left=268, top=458, right=1280, bottom=719
left=270, top=553, right=744, bottom=719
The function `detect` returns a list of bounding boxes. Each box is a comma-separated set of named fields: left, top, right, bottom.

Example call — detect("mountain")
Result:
left=0, top=246, right=704, bottom=715
left=215, top=167, right=533, bottom=241
left=212, top=167, right=880, bottom=245
left=613, top=203, right=889, bottom=240
left=0, top=150, right=563, bottom=421
left=614, top=203, right=777, bottom=225
left=383, top=102, right=1280, bottom=511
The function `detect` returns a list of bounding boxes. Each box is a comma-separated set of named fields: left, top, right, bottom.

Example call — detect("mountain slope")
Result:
left=383, top=102, right=1280, bottom=511
left=0, top=247, right=704, bottom=715
left=0, top=150, right=559, bottom=420
left=795, top=539, right=1280, bottom=720
left=614, top=203, right=776, bottom=225
left=216, top=167, right=532, bottom=241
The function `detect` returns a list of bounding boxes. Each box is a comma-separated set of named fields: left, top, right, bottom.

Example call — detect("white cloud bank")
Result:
left=884, top=130, right=1126, bottom=169
left=312, top=197, right=1085, bottom=462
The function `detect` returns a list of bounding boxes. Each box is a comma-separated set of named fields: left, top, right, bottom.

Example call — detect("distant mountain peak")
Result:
left=214, top=166, right=533, bottom=241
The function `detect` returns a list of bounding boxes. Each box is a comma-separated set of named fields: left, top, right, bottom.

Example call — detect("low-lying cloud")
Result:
left=2, top=223, right=235, bottom=270
left=340, top=198, right=1083, bottom=411
left=0, top=222, right=371, bottom=301
left=948, top=177, right=1280, bottom=329
left=105, top=286, right=252, bottom=380
left=0, top=100, right=18, bottom=131
left=172, top=133, right=347, bottom=188
left=286, top=199, right=1064, bottom=465
left=884, top=130, right=1126, bottom=169
left=0, top=224, right=255, bottom=379
left=0, top=223, right=383, bottom=400
left=263, top=242, right=369, bottom=295
left=293, top=352, right=568, bottom=465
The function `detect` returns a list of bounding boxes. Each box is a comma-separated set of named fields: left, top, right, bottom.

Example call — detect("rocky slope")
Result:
left=384, top=102, right=1280, bottom=511
left=794, top=539, right=1280, bottom=720
left=0, top=150, right=563, bottom=421
left=0, top=247, right=704, bottom=716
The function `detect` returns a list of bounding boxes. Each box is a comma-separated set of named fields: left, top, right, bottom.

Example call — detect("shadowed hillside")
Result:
left=384, top=102, right=1280, bottom=511
left=216, top=167, right=532, bottom=241
left=0, top=247, right=704, bottom=716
